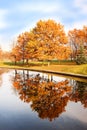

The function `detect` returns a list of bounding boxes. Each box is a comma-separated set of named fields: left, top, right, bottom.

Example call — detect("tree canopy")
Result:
left=10, top=19, right=87, bottom=65
left=11, top=19, right=71, bottom=64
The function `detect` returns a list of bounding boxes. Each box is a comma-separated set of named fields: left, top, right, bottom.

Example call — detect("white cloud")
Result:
left=13, top=16, right=62, bottom=38
left=65, top=20, right=87, bottom=33
left=72, top=20, right=87, bottom=29
left=17, top=2, right=60, bottom=13
left=0, top=9, right=8, bottom=29
left=74, top=0, right=87, bottom=13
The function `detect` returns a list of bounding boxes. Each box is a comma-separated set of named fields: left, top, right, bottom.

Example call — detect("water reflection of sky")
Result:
left=0, top=69, right=87, bottom=130
left=65, top=101, right=87, bottom=123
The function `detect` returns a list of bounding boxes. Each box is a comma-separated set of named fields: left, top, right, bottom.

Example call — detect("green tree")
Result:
left=75, top=45, right=87, bottom=64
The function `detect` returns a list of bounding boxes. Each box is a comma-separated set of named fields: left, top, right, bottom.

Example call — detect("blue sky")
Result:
left=0, top=0, right=87, bottom=51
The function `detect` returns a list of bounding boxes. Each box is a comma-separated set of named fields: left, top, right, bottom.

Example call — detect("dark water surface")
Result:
left=0, top=69, right=87, bottom=130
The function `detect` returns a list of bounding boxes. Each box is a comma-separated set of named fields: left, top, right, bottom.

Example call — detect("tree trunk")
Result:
left=14, top=56, right=16, bottom=65
left=26, top=59, right=28, bottom=65
left=48, top=62, right=50, bottom=66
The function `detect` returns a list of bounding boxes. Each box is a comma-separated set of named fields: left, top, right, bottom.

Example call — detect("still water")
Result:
left=0, top=68, right=87, bottom=130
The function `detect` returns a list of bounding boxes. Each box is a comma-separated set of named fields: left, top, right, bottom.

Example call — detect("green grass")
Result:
left=0, top=61, right=87, bottom=75
left=60, top=64, right=87, bottom=75
left=31, top=64, right=87, bottom=75
left=3, top=61, right=48, bottom=66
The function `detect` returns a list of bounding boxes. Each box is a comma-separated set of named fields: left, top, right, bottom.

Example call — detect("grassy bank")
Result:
left=34, top=64, right=87, bottom=75
left=0, top=61, right=87, bottom=75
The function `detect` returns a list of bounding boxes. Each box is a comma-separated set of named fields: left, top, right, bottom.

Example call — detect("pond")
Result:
left=0, top=68, right=87, bottom=130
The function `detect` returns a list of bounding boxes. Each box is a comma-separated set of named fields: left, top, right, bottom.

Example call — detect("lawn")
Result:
left=33, top=64, right=87, bottom=75
left=0, top=61, right=87, bottom=75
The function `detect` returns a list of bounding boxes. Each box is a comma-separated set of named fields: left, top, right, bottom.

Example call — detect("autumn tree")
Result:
left=17, top=32, right=31, bottom=64
left=10, top=43, right=21, bottom=65
left=31, top=19, right=71, bottom=61
left=25, top=32, right=40, bottom=61
left=68, top=27, right=87, bottom=63
left=83, top=26, right=87, bottom=47
left=11, top=19, right=71, bottom=64
left=16, top=31, right=40, bottom=64
left=0, top=48, right=10, bottom=61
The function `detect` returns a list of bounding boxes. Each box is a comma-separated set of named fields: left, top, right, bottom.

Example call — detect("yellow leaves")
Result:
left=11, top=19, right=73, bottom=62
left=31, top=19, right=69, bottom=60
left=68, top=26, right=87, bottom=60
left=17, top=32, right=30, bottom=44
left=13, top=81, right=20, bottom=90
left=69, top=27, right=87, bottom=45
left=55, top=45, right=71, bottom=60
left=11, top=70, right=74, bottom=121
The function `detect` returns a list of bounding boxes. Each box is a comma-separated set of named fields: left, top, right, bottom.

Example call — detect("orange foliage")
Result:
left=32, top=19, right=70, bottom=60
left=11, top=19, right=71, bottom=63
left=68, top=26, right=87, bottom=59
left=11, top=70, right=87, bottom=121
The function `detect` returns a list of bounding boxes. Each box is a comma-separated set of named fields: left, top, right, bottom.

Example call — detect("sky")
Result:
left=0, top=0, right=87, bottom=51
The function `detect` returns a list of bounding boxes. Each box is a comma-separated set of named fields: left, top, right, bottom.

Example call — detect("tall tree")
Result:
left=11, top=44, right=21, bottom=65
left=17, top=32, right=30, bottom=64
left=11, top=19, right=71, bottom=64
left=25, top=32, right=40, bottom=61
left=31, top=19, right=71, bottom=61
left=68, top=27, right=87, bottom=61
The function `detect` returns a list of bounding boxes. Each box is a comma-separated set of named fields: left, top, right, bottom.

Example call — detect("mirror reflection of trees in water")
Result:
left=70, top=81, right=87, bottom=108
left=12, top=70, right=87, bottom=121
